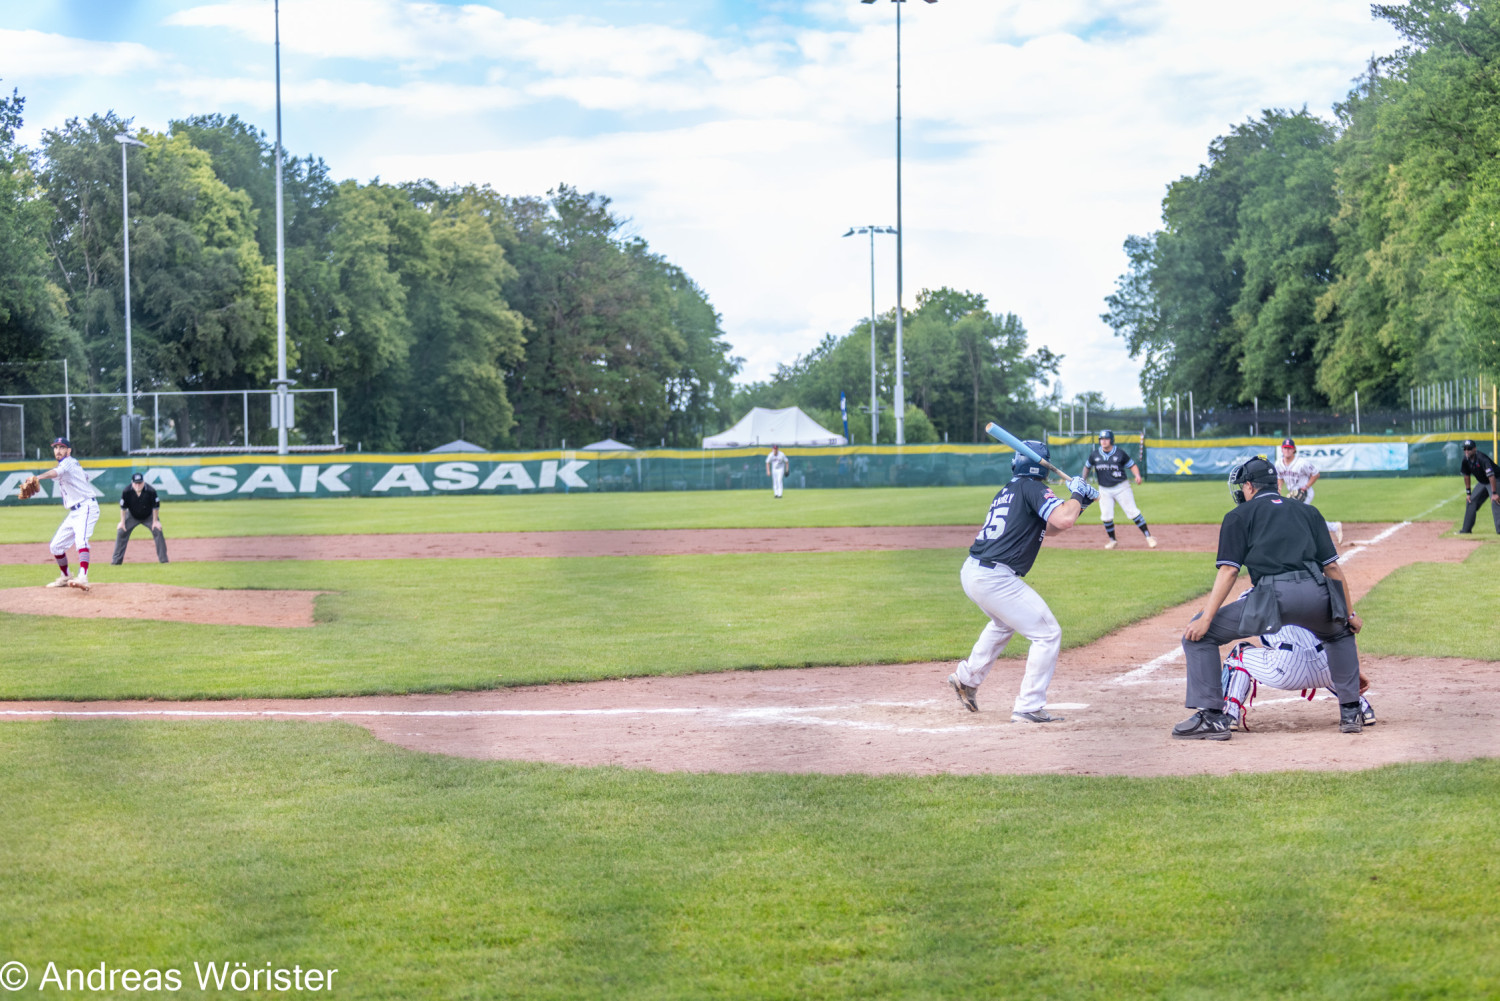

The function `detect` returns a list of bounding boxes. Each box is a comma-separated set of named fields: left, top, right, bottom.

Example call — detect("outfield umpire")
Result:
left=1173, top=455, right=1364, bottom=740
left=112, top=472, right=169, bottom=564
left=1458, top=438, right=1500, bottom=535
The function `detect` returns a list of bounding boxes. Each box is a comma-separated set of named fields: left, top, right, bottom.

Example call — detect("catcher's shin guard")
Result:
left=1221, top=643, right=1256, bottom=728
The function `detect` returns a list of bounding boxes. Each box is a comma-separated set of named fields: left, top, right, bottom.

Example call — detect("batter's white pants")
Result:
left=1098, top=482, right=1140, bottom=522
left=50, top=499, right=100, bottom=556
left=954, top=556, right=1062, bottom=714
left=770, top=467, right=784, bottom=497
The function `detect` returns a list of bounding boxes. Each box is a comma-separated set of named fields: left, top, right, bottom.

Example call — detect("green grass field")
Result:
left=1, top=723, right=1496, bottom=1000
left=1, top=479, right=1495, bottom=998
left=0, top=476, right=1471, bottom=542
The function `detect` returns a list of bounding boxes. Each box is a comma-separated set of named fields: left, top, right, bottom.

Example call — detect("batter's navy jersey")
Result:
left=1215, top=491, right=1338, bottom=584
left=969, top=476, right=1064, bottom=576
left=1084, top=446, right=1135, bottom=487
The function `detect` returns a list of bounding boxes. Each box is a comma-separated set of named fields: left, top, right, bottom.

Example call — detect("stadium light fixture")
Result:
left=859, top=0, right=938, bottom=443
left=843, top=226, right=898, bottom=444
left=114, top=133, right=147, bottom=425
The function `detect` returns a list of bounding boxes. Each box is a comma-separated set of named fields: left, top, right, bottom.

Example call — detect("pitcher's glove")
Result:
left=1291, top=488, right=1308, bottom=502
left=18, top=475, right=42, bottom=500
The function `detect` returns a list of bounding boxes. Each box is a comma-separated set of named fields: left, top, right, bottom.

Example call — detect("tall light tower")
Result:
left=114, top=132, right=147, bottom=438
left=843, top=225, right=896, bottom=443
left=860, top=0, right=936, bottom=444
left=272, top=0, right=293, bottom=454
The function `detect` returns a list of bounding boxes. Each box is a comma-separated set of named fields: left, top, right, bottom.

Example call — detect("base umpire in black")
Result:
left=1174, top=455, right=1364, bottom=740
left=1458, top=438, right=1500, bottom=535
left=112, top=472, right=169, bottom=564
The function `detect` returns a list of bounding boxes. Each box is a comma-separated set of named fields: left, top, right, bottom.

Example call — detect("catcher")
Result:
left=1221, top=619, right=1375, bottom=731
left=26, top=437, right=99, bottom=590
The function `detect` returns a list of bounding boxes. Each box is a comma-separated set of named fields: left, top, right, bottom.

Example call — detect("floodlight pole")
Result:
left=272, top=0, right=293, bottom=454
left=114, top=133, right=147, bottom=424
left=843, top=225, right=896, bottom=443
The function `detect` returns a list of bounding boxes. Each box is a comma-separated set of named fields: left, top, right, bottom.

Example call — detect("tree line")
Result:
left=0, top=94, right=1060, bottom=450
left=1104, top=0, right=1500, bottom=411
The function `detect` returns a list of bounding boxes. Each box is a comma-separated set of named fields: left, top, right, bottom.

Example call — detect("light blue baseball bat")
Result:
left=984, top=421, right=1071, bottom=480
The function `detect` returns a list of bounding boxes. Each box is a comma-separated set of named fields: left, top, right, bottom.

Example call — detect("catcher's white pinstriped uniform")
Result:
left=1222, top=620, right=1374, bottom=727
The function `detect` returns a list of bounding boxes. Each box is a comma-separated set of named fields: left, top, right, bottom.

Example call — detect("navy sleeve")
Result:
left=1215, top=513, right=1246, bottom=570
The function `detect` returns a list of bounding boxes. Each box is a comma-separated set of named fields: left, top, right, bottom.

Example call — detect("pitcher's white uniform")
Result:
left=49, top=454, right=100, bottom=557
left=1276, top=441, right=1343, bottom=544
left=766, top=447, right=789, bottom=498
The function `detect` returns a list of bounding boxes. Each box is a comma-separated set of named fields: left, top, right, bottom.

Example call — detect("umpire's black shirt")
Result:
left=1461, top=450, right=1497, bottom=483
left=120, top=483, right=160, bottom=522
left=1215, top=490, right=1337, bottom=585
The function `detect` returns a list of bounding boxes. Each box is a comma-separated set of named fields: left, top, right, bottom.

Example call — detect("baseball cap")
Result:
left=51, top=437, right=71, bottom=448
left=131, top=472, right=144, bottom=483
left=1281, top=438, right=1296, bottom=448
left=1463, top=439, right=1477, bottom=450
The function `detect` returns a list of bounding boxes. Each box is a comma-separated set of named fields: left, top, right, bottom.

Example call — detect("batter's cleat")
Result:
left=1339, top=703, right=1363, bottom=733
left=1146, top=535, right=1158, bottom=549
left=69, top=573, right=90, bottom=591
left=1011, top=709, right=1065, bottom=723
left=948, top=673, right=979, bottom=713
left=45, top=575, right=71, bottom=588
left=1171, top=709, right=1232, bottom=741
left=1103, top=539, right=1118, bottom=550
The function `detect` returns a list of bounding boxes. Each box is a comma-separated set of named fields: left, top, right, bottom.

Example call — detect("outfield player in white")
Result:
left=1222, top=622, right=1374, bottom=730
left=34, top=436, right=99, bottom=590
left=1275, top=439, right=1343, bottom=545
left=765, top=445, right=789, bottom=499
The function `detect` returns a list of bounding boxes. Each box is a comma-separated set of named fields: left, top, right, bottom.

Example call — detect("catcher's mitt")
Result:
left=1291, top=488, right=1308, bottom=502
left=17, top=475, right=42, bottom=500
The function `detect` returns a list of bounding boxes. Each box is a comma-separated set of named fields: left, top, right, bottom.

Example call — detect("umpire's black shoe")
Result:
left=1171, top=709, right=1231, bottom=741
left=1339, top=703, right=1363, bottom=733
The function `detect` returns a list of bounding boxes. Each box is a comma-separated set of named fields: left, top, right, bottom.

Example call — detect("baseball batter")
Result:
left=33, top=437, right=99, bottom=590
left=1275, top=439, right=1344, bottom=545
left=765, top=446, right=789, bottom=499
left=1080, top=429, right=1156, bottom=549
left=1220, top=620, right=1375, bottom=731
left=948, top=440, right=1099, bottom=722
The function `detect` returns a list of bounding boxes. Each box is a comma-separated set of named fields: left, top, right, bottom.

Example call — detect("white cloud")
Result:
left=0, top=30, right=161, bottom=78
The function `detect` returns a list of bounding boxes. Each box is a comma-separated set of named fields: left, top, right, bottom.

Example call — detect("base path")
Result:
left=2, top=522, right=1490, bottom=777
left=0, top=523, right=1219, bottom=563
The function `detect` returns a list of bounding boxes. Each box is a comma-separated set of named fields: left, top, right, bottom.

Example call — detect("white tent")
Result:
left=580, top=438, right=636, bottom=451
left=701, top=406, right=846, bottom=448
left=429, top=439, right=486, bottom=453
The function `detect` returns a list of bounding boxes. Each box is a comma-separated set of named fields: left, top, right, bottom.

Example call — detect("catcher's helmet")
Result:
left=1227, top=454, right=1277, bottom=505
left=1011, top=440, right=1049, bottom=479
left=1098, top=429, right=1114, bottom=443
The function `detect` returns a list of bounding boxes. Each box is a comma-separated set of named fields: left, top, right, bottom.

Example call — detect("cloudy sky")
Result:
left=5, top=0, right=1403, bottom=406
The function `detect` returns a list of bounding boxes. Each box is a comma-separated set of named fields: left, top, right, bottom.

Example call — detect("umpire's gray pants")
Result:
left=112, top=514, right=169, bottom=564
left=1182, top=578, right=1360, bottom=709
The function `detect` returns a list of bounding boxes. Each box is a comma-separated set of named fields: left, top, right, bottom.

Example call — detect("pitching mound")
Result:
left=0, top=583, right=326, bottom=628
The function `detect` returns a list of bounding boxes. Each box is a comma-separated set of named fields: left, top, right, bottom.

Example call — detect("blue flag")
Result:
left=840, top=391, right=849, bottom=443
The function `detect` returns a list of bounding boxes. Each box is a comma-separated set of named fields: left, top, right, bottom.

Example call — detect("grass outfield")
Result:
left=1357, top=543, right=1500, bottom=660
left=1, top=722, right=1495, bottom=1000
left=0, top=550, right=1208, bottom=700
left=0, top=477, right=1468, bottom=542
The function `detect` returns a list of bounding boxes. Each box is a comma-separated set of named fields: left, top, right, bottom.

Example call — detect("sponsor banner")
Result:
left=0, top=458, right=596, bottom=504
left=1147, top=442, right=1409, bottom=477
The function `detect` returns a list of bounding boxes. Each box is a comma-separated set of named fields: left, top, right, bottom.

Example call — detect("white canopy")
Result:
left=701, top=406, right=846, bottom=448
left=580, top=438, right=636, bottom=451
left=429, top=439, right=486, bottom=453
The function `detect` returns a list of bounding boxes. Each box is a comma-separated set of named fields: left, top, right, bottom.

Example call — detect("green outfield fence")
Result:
left=0, top=434, right=1487, bottom=504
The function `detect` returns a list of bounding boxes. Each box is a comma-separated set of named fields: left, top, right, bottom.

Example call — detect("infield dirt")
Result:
left=2, top=520, right=1492, bottom=777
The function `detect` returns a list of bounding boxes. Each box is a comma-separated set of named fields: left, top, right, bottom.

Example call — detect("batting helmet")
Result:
left=1099, top=429, right=1114, bottom=442
left=1011, top=440, right=1050, bottom=480
left=1227, top=454, right=1277, bottom=505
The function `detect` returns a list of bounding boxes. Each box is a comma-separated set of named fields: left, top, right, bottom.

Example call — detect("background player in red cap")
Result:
left=32, top=437, right=99, bottom=589
left=1274, top=438, right=1343, bottom=546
